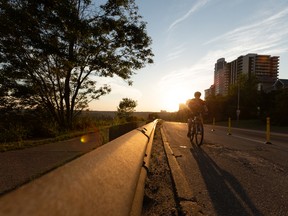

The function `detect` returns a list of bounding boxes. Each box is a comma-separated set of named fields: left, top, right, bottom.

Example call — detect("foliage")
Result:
left=0, top=110, right=59, bottom=142
left=274, top=90, right=288, bottom=119
left=205, top=94, right=228, bottom=122
left=204, top=74, right=259, bottom=121
left=264, top=89, right=288, bottom=125
left=204, top=74, right=288, bottom=126
left=0, top=0, right=153, bottom=129
left=117, top=97, right=137, bottom=121
left=147, top=113, right=160, bottom=122
left=226, top=74, right=259, bottom=119
left=0, top=124, right=28, bottom=143
left=0, top=110, right=113, bottom=147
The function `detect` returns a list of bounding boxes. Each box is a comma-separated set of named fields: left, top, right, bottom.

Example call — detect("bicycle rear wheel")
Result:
left=195, top=122, right=204, bottom=145
left=189, top=126, right=195, bottom=142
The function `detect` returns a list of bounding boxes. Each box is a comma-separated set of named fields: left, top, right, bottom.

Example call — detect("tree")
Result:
left=205, top=94, right=228, bottom=121
left=0, top=0, right=153, bottom=129
left=270, top=89, right=288, bottom=125
left=228, top=74, right=259, bottom=119
left=117, top=98, right=137, bottom=121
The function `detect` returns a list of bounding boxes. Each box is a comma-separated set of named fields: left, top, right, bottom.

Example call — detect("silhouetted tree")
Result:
left=0, top=0, right=153, bottom=129
left=205, top=94, right=228, bottom=121
left=228, top=74, right=259, bottom=119
left=270, top=89, right=288, bottom=125
left=117, top=98, right=137, bottom=121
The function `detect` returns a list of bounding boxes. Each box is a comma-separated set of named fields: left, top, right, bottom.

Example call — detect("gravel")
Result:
left=141, top=123, right=181, bottom=216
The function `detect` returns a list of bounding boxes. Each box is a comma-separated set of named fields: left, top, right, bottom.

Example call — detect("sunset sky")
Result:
left=90, top=0, right=288, bottom=112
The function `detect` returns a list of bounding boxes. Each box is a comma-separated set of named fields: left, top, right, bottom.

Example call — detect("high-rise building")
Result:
left=208, top=53, right=279, bottom=97
left=230, top=54, right=279, bottom=91
left=214, top=58, right=230, bottom=96
left=204, top=85, right=215, bottom=99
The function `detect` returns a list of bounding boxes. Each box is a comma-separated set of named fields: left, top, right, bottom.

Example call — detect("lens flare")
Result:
left=80, top=135, right=90, bottom=143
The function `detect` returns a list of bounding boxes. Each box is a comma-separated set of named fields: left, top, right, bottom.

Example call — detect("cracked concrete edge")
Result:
left=160, top=127, right=204, bottom=216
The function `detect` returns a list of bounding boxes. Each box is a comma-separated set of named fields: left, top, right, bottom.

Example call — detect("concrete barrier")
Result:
left=109, top=122, right=141, bottom=141
left=0, top=120, right=158, bottom=216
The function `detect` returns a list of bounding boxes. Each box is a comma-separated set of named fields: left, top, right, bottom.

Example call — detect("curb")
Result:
left=160, top=127, right=204, bottom=215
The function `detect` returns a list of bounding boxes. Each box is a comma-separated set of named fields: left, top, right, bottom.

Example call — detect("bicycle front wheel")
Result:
left=195, top=122, right=204, bottom=145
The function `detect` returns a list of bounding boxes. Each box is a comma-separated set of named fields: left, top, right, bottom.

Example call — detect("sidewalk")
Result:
left=0, top=132, right=103, bottom=195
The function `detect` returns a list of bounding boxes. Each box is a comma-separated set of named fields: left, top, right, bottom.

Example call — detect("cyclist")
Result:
left=186, top=91, right=208, bottom=137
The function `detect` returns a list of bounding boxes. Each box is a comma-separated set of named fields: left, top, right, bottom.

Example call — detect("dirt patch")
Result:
left=141, top=123, right=180, bottom=215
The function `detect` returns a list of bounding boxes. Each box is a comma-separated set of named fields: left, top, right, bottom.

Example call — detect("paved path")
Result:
left=0, top=132, right=103, bottom=195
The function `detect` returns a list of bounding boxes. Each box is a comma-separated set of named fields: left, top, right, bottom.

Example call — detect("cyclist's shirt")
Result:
left=186, top=98, right=207, bottom=116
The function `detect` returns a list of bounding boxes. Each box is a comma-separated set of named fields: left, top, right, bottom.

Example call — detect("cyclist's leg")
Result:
left=189, top=119, right=195, bottom=142
left=187, top=118, right=192, bottom=137
left=200, top=122, right=204, bottom=144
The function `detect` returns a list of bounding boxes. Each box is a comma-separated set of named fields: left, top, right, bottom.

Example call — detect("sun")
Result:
left=161, top=87, right=191, bottom=112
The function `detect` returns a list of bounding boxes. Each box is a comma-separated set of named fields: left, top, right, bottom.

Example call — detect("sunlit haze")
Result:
left=90, top=0, right=288, bottom=112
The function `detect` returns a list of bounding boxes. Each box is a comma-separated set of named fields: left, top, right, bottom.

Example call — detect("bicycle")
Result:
left=189, top=113, right=204, bottom=145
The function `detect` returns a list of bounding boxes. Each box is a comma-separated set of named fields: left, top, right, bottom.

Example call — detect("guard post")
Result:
left=265, top=117, right=272, bottom=144
left=227, top=117, right=232, bottom=135
left=211, top=117, right=215, bottom=131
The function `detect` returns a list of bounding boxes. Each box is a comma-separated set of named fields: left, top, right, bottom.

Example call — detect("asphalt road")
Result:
left=162, top=121, right=288, bottom=216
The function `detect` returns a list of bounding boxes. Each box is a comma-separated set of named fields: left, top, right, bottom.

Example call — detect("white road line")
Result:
left=231, top=134, right=267, bottom=144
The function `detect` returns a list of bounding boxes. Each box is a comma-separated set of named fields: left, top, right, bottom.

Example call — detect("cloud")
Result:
left=203, top=6, right=288, bottom=60
left=166, top=44, right=186, bottom=61
left=95, top=75, right=143, bottom=99
left=159, top=5, right=288, bottom=97
left=89, top=75, right=143, bottom=111
left=168, top=0, right=210, bottom=32
left=158, top=59, right=213, bottom=93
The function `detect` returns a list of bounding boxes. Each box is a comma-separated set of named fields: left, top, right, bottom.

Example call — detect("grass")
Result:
left=0, top=127, right=110, bottom=152
left=0, top=120, right=145, bottom=152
